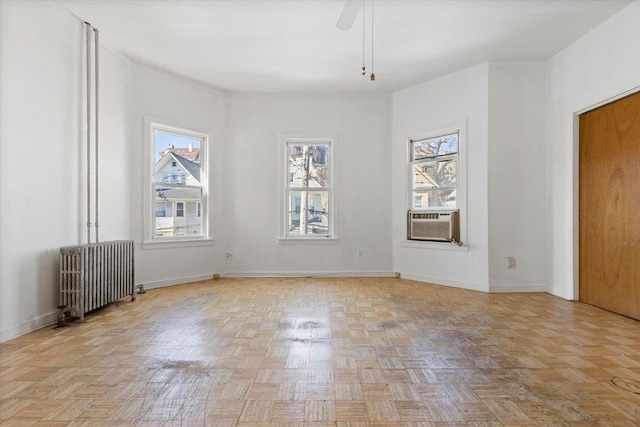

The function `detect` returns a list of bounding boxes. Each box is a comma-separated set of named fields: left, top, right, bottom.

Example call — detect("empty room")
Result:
left=1, top=0, right=639, bottom=425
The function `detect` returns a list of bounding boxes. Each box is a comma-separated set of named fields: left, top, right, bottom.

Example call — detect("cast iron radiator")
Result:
left=59, top=240, right=135, bottom=320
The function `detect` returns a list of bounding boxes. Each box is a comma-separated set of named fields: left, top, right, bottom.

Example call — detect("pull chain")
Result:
left=361, top=0, right=366, bottom=75
left=370, top=0, right=375, bottom=81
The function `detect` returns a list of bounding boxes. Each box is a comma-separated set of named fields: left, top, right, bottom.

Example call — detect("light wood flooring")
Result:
left=1, top=277, right=639, bottom=426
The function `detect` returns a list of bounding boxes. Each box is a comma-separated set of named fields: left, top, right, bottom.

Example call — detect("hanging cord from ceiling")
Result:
left=370, top=0, right=375, bottom=81
left=361, top=0, right=366, bottom=75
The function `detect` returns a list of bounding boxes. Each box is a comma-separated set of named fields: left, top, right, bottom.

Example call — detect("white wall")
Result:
left=545, top=1, right=640, bottom=299
left=392, top=64, right=490, bottom=291
left=223, top=93, right=392, bottom=275
left=98, top=49, right=133, bottom=241
left=130, top=63, right=227, bottom=287
left=0, top=1, right=131, bottom=341
left=488, top=62, right=546, bottom=292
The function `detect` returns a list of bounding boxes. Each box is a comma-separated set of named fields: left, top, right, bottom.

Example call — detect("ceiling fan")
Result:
left=337, top=0, right=376, bottom=80
left=336, top=0, right=363, bottom=30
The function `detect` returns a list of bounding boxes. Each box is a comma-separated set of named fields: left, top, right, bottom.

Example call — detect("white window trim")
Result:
left=404, top=121, right=467, bottom=246
left=143, top=117, right=214, bottom=248
left=279, top=133, right=337, bottom=241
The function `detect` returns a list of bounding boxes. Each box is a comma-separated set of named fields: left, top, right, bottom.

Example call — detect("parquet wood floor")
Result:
left=1, top=277, right=639, bottom=426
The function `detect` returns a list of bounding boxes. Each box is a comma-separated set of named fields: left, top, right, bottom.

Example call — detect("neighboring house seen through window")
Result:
left=151, top=124, right=208, bottom=240
left=284, top=139, right=333, bottom=238
left=155, top=202, right=166, bottom=217
left=410, top=130, right=459, bottom=210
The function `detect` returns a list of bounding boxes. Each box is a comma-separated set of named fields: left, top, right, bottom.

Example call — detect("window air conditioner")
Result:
left=407, top=210, right=462, bottom=245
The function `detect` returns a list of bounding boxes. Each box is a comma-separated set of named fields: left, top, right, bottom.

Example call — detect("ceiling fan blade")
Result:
left=336, top=0, right=362, bottom=31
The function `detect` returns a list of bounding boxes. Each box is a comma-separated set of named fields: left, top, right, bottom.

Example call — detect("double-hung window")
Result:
left=150, top=123, right=208, bottom=240
left=175, top=202, right=185, bottom=217
left=284, top=139, right=333, bottom=238
left=410, top=130, right=459, bottom=209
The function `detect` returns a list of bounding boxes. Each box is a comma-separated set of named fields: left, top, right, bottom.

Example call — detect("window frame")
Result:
left=143, top=119, right=212, bottom=247
left=409, top=127, right=461, bottom=212
left=405, top=122, right=467, bottom=248
left=280, top=135, right=336, bottom=242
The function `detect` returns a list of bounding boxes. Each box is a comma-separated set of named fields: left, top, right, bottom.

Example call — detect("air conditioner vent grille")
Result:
left=412, top=221, right=450, bottom=239
left=413, top=213, right=440, bottom=220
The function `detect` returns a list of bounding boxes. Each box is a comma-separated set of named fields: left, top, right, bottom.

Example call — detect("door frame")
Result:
left=572, top=85, right=640, bottom=301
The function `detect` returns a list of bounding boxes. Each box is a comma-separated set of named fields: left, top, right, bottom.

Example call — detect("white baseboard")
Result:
left=1, top=311, right=58, bottom=343
left=547, top=286, right=575, bottom=301
left=398, top=273, right=489, bottom=293
left=138, top=271, right=394, bottom=290
left=488, top=283, right=548, bottom=293
left=223, top=271, right=394, bottom=278
left=399, top=273, right=549, bottom=294
left=139, top=273, right=215, bottom=290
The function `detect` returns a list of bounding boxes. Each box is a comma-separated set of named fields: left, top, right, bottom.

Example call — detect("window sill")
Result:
left=142, top=238, right=215, bottom=250
left=400, top=240, right=468, bottom=252
left=278, top=237, right=340, bottom=245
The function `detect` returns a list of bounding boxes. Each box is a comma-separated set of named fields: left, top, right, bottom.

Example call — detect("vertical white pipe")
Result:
left=85, top=22, right=92, bottom=244
left=94, top=28, right=100, bottom=243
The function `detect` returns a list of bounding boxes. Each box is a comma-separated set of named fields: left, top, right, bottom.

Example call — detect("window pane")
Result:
left=413, top=189, right=456, bottom=208
left=155, top=201, right=166, bottom=217
left=154, top=185, right=202, bottom=237
left=413, top=159, right=456, bottom=189
left=287, top=190, right=329, bottom=236
left=154, top=130, right=203, bottom=185
left=412, top=133, right=458, bottom=160
left=288, top=144, right=330, bottom=188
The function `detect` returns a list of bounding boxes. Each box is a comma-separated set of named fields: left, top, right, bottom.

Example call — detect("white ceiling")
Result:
left=60, top=0, right=631, bottom=93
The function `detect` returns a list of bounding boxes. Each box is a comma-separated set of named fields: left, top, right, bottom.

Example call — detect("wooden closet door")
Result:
left=579, top=91, right=640, bottom=320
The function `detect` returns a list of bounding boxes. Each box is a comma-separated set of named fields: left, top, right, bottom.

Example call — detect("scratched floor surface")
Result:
left=1, top=277, right=639, bottom=426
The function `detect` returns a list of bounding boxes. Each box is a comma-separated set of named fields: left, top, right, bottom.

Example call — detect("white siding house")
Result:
left=154, top=152, right=202, bottom=237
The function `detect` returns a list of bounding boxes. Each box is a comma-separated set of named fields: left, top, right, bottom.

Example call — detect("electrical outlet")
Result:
left=226, top=253, right=233, bottom=261
left=357, top=249, right=364, bottom=259
left=507, top=256, right=516, bottom=268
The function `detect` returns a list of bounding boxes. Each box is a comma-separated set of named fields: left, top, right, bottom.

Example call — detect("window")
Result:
left=150, top=123, right=208, bottom=240
left=284, top=139, right=333, bottom=238
left=410, top=130, right=459, bottom=209
left=155, top=202, right=166, bottom=217
left=175, top=202, right=185, bottom=217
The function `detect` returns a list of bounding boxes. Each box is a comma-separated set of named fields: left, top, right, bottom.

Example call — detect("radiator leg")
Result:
left=54, top=305, right=68, bottom=329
